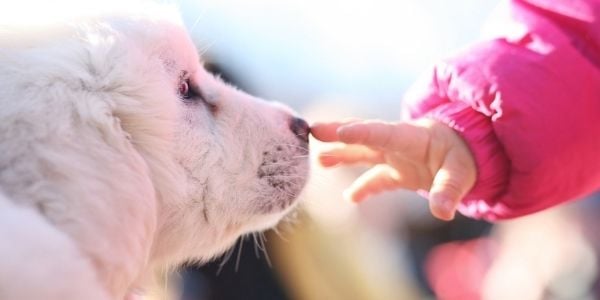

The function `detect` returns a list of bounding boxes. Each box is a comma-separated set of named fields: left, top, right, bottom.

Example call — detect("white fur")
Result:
left=0, top=5, right=309, bottom=299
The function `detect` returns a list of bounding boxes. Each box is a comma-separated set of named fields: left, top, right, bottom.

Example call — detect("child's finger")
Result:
left=318, top=144, right=384, bottom=167
left=311, top=119, right=361, bottom=142
left=337, top=121, right=427, bottom=152
left=343, top=164, right=419, bottom=203
left=427, top=149, right=476, bottom=221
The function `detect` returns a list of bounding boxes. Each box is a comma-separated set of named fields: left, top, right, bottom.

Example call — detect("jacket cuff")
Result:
left=425, top=101, right=510, bottom=219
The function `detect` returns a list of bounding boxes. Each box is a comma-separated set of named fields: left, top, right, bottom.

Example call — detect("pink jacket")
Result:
left=403, top=0, right=600, bottom=220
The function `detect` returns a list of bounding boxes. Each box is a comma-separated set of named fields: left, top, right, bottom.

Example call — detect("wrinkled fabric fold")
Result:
left=403, top=0, right=600, bottom=220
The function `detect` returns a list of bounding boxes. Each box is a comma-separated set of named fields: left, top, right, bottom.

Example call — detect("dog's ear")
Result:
left=109, top=89, right=186, bottom=205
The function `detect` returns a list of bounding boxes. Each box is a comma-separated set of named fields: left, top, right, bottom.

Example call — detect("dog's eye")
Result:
left=177, top=77, right=219, bottom=114
left=178, top=78, right=206, bottom=104
left=178, top=80, right=192, bottom=99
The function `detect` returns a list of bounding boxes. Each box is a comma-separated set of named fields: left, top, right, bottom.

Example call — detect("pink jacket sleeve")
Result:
left=403, top=0, right=600, bottom=220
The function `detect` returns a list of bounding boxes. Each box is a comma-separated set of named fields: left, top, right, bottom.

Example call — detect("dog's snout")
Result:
left=289, top=117, right=310, bottom=143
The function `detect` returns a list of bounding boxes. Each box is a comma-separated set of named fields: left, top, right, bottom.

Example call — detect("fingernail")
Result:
left=432, top=196, right=456, bottom=220
left=319, top=156, right=338, bottom=167
left=438, top=197, right=455, bottom=211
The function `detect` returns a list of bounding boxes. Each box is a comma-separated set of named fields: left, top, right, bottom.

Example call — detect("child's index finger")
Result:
left=337, top=121, right=426, bottom=151
left=310, top=119, right=360, bottom=142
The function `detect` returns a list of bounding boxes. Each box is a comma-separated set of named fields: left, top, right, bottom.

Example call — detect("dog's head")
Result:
left=0, top=5, right=309, bottom=264
left=106, top=8, right=312, bottom=262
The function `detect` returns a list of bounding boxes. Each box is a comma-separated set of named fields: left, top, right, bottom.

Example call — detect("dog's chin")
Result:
left=255, top=168, right=308, bottom=215
left=244, top=208, right=295, bottom=234
left=255, top=139, right=309, bottom=214
left=258, top=179, right=306, bottom=214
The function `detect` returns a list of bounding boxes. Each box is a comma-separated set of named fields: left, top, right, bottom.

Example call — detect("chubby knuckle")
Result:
left=437, top=175, right=466, bottom=199
left=442, top=184, right=463, bottom=200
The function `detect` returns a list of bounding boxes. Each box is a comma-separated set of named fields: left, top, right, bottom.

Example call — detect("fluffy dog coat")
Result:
left=0, top=5, right=309, bottom=299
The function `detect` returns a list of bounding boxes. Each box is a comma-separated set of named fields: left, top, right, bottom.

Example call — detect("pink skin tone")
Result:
left=311, top=119, right=476, bottom=221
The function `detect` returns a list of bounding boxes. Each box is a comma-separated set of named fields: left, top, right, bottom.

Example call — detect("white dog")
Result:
left=0, top=4, right=309, bottom=299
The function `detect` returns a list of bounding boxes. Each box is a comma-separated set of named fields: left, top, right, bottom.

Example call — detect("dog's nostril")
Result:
left=289, top=117, right=310, bottom=143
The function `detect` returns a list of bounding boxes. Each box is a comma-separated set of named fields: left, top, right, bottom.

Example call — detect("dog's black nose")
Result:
left=289, top=117, right=310, bottom=143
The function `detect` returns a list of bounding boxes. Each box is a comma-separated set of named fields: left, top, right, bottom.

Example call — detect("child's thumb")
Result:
left=428, top=149, right=476, bottom=221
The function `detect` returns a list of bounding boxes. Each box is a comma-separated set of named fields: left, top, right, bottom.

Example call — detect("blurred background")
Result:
left=172, top=1, right=600, bottom=300
left=179, top=0, right=496, bottom=119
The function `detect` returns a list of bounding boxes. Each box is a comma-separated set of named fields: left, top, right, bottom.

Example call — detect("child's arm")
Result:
left=314, top=0, right=600, bottom=221
left=404, top=0, right=600, bottom=220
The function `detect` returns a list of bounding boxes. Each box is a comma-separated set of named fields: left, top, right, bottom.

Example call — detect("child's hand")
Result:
left=311, top=119, right=477, bottom=221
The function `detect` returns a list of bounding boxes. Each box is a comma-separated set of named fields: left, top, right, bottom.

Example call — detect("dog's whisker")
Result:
left=188, top=8, right=207, bottom=34
left=235, top=236, right=244, bottom=272
left=163, top=267, right=169, bottom=299
left=290, top=145, right=310, bottom=152
left=281, top=190, right=299, bottom=198
left=259, top=170, right=305, bottom=176
left=252, top=233, right=260, bottom=258
left=198, top=40, right=216, bottom=57
left=217, top=245, right=235, bottom=275
left=272, top=227, right=290, bottom=243
left=261, top=161, right=301, bottom=167
left=259, top=233, right=272, bottom=268
left=254, top=233, right=265, bottom=254
left=262, top=176, right=305, bottom=180
left=272, top=143, right=309, bottom=151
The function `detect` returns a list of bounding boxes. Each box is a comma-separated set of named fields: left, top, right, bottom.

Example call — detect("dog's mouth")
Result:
left=256, top=140, right=309, bottom=213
